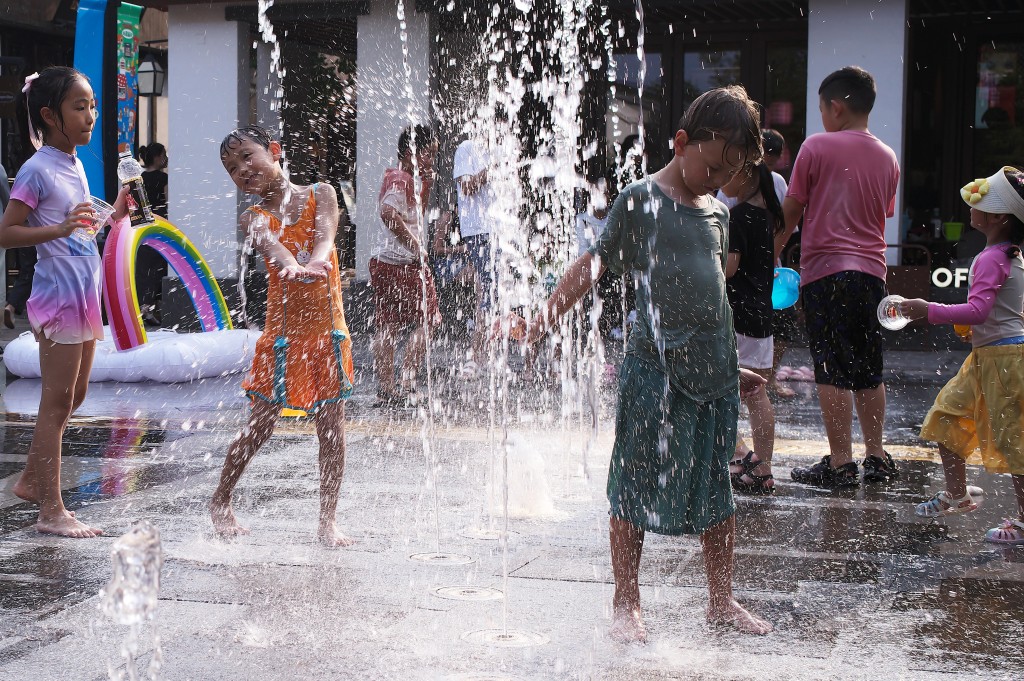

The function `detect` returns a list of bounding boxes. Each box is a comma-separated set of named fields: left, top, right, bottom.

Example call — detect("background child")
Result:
left=1, top=67, right=128, bottom=538
left=777, top=66, right=901, bottom=489
left=722, top=162, right=785, bottom=495
left=212, top=125, right=355, bottom=547
left=501, top=86, right=772, bottom=641
left=899, top=166, right=1024, bottom=544
left=370, top=125, right=440, bottom=406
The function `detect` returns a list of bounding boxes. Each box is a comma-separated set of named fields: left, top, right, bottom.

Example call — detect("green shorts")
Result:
left=607, top=353, right=738, bottom=536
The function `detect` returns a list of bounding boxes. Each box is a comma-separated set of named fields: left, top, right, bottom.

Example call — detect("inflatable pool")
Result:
left=3, top=327, right=260, bottom=383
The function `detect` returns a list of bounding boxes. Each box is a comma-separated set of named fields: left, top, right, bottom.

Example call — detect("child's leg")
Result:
left=700, top=516, right=772, bottom=634
left=313, top=401, right=353, bottom=547
left=854, top=383, right=887, bottom=459
left=816, top=384, right=854, bottom=466
left=402, top=324, right=428, bottom=390
left=939, top=444, right=968, bottom=498
left=745, top=368, right=775, bottom=465
left=16, top=339, right=101, bottom=538
left=609, top=516, right=646, bottom=642
left=372, top=327, right=398, bottom=396
left=210, top=399, right=278, bottom=536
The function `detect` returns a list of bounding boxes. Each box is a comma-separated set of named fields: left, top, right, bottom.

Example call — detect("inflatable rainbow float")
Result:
left=103, top=217, right=233, bottom=350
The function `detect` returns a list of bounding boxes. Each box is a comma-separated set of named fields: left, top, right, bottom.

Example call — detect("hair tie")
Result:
left=22, top=72, right=41, bottom=150
left=21, top=72, right=39, bottom=94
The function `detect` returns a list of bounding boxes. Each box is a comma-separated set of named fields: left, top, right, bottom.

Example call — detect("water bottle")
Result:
left=877, top=294, right=911, bottom=331
left=117, top=150, right=154, bottom=227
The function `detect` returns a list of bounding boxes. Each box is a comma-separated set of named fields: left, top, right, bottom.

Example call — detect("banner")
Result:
left=73, top=0, right=110, bottom=200
left=116, top=3, right=143, bottom=155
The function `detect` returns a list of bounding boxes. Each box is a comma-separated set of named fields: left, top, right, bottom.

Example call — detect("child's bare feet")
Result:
left=210, top=499, right=250, bottom=537
left=707, top=600, right=772, bottom=634
left=609, top=605, right=647, bottom=644
left=317, top=521, right=355, bottom=548
left=36, top=510, right=102, bottom=538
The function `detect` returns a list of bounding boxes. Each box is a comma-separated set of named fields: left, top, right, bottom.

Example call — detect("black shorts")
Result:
left=802, top=271, right=886, bottom=390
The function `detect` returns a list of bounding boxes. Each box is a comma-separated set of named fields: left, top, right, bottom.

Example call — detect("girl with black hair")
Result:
left=0, top=66, right=129, bottom=538
left=901, top=167, right=1024, bottom=545
left=721, top=163, right=785, bottom=495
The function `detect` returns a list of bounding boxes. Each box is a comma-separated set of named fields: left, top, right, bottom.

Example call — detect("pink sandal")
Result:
left=985, top=518, right=1024, bottom=545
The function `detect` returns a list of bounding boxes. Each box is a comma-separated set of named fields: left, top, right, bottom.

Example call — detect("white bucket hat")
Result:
left=960, top=166, right=1024, bottom=222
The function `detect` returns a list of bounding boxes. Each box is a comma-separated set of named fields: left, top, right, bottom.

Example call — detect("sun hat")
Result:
left=960, top=166, right=1024, bottom=222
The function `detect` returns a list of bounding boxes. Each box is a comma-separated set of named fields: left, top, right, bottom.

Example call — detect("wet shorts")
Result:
left=735, top=332, right=774, bottom=370
left=369, top=258, right=440, bottom=330
left=801, top=271, right=886, bottom=390
left=462, top=233, right=493, bottom=311
left=920, top=343, right=1024, bottom=475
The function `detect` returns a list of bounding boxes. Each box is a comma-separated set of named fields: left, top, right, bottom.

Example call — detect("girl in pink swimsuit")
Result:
left=0, top=67, right=128, bottom=538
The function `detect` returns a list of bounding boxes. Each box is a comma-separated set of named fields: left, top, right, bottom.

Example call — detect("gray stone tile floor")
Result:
left=0, top=328, right=1019, bottom=680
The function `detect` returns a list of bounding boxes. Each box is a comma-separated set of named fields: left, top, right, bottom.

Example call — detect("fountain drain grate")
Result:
left=460, top=629, right=549, bottom=647
left=408, top=552, right=475, bottom=565
left=433, top=586, right=504, bottom=601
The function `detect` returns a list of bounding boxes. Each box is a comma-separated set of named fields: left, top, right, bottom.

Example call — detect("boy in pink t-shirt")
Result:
left=775, top=66, right=900, bottom=489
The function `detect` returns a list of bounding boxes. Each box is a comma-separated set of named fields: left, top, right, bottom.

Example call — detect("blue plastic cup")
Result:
left=771, top=267, right=800, bottom=310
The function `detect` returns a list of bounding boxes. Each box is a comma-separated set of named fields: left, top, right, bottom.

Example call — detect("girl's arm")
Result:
left=380, top=204, right=425, bottom=261
left=524, top=252, right=605, bottom=343
left=901, top=249, right=1010, bottom=324
left=305, top=183, right=339, bottom=278
left=726, top=252, right=740, bottom=278
left=431, top=212, right=465, bottom=257
left=0, top=198, right=97, bottom=248
left=243, top=210, right=306, bottom=280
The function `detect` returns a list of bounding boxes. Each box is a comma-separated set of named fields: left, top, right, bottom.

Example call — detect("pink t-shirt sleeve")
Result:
left=928, top=248, right=1010, bottom=325
left=786, top=138, right=814, bottom=206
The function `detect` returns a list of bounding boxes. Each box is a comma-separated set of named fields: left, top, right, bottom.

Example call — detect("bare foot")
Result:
left=210, top=499, right=250, bottom=537
left=35, top=511, right=102, bottom=538
left=707, top=600, right=772, bottom=635
left=12, top=474, right=39, bottom=504
left=317, top=522, right=355, bottom=548
left=609, top=605, right=647, bottom=644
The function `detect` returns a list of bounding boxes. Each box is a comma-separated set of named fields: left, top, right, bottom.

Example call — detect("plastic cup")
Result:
left=877, top=294, right=910, bottom=331
left=70, top=196, right=113, bottom=243
left=771, top=267, right=800, bottom=310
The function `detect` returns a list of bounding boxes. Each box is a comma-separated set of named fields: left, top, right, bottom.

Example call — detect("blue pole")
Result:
left=74, top=0, right=109, bottom=201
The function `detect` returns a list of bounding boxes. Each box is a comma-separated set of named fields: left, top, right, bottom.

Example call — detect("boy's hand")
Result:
left=898, top=298, right=929, bottom=320
left=492, top=313, right=527, bottom=342
left=280, top=263, right=315, bottom=281
left=305, top=258, right=333, bottom=278
left=58, top=203, right=99, bottom=237
left=739, top=368, right=766, bottom=399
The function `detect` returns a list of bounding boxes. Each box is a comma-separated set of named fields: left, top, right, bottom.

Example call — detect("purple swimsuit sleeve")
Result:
left=9, top=167, right=42, bottom=210
left=927, top=248, right=1010, bottom=325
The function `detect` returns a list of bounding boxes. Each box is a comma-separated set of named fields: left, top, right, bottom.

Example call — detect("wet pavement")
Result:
left=0, top=330, right=1020, bottom=680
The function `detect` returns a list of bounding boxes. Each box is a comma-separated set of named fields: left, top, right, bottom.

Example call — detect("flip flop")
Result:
left=3, top=307, right=13, bottom=329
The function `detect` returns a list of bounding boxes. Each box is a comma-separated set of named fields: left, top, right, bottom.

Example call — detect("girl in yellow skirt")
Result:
left=899, top=166, right=1024, bottom=544
left=211, top=125, right=355, bottom=547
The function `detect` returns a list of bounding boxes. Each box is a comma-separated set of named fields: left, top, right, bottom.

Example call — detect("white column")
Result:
left=167, top=4, right=245, bottom=279
left=806, top=0, right=908, bottom=261
left=354, top=0, right=431, bottom=281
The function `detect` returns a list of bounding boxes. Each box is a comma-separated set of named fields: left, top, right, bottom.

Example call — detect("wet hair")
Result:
left=819, top=66, right=876, bottom=115
left=1004, top=167, right=1024, bottom=257
left=753, top=164, right=785, bottom=236
left=677, top=86, right=763, bottom=168
left=141, top=142, right=166, bottom=167
left=219, top=125, right=274, bottom=158
left=397, top=124, right=436, bottom=159
left=761, top=129, right=785, bottom=158
left=24, top=66, right=89, bottom=146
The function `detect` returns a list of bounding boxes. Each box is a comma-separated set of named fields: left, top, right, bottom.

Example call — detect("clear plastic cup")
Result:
left=70, top=196, right=113, bottom=243
left=877, top=294, right=910, bottom=331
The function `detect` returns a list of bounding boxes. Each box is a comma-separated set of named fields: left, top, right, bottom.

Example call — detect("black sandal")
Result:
left=729, top=451, right=776, bottom=495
